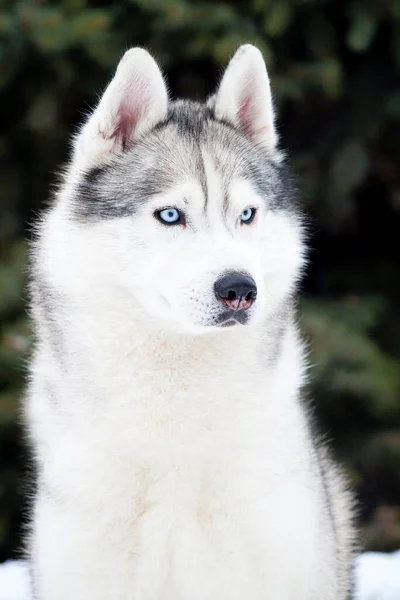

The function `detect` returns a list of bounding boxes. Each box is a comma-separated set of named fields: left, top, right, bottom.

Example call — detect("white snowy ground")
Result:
left=1, top=551, right=400, bottom=600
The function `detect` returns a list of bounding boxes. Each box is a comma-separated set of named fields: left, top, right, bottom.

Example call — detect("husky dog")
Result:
left=26, top=45, right=355, bottom=599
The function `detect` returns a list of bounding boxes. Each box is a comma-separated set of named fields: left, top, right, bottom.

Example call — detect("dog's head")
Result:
left=58, top=46, right=305, bottom=334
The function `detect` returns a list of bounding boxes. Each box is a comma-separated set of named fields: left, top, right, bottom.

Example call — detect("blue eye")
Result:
left=241, top=207, right=256, bottom=224
left=156, top=207, right=184, bottom=225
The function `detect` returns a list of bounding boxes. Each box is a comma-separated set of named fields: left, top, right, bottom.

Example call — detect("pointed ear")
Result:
left=213, top=45, right=277, bottom=151
left=75, top=48, right=168, bottom=167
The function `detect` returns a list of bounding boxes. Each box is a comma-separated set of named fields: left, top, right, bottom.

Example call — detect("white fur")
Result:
left=26, top=46, right=354, bottom=599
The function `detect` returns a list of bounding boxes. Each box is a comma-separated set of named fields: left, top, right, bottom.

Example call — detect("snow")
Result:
left=1, top=551, right=400, bottom=600
left=353, top=550, right=400, bottom=600
left=0, top=561, right=31, bottom=600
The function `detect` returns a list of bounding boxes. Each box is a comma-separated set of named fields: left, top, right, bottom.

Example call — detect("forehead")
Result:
left=73, top=101, right=294, bottom=221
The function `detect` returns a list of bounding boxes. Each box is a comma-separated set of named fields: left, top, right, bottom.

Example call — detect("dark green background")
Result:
left=1, top=0, right=400, bottom=561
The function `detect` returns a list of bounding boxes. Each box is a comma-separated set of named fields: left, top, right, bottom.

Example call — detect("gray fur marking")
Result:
left=72, top=101, right=297, bottom=222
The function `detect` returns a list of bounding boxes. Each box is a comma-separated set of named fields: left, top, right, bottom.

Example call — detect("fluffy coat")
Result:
left=25, top=45, right=356, bottom=599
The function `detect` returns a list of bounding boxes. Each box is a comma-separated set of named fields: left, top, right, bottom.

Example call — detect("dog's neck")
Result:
left=33, top=273, right=305, bottom=434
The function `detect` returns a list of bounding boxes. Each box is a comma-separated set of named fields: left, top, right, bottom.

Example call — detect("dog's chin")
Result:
left=150, top=312, right=254, bottom=336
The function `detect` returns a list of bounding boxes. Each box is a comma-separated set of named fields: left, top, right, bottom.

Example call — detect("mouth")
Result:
left=220, top=319, right=238, bottom=328
left=214, top=310, right=250, bottom=327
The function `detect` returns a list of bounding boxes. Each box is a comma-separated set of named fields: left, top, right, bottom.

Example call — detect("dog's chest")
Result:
left=53, top=409, right=319, bottom=599
left=41, top=345, right=321, bottom=598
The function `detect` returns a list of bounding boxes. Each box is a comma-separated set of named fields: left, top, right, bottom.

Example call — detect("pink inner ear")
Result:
left=111, top=102, right=142, bottom=151
left=238, top=71, right=258, bottom=138
left=110, top=81, right=148, bottom=151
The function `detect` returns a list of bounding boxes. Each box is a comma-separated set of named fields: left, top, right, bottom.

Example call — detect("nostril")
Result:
left=245, top=289, right=257, bottom=302
left=227, top=290, right=237, bottom=301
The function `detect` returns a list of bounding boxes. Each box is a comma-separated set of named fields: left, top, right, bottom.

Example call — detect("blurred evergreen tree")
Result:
left=0, top=0, right=400, bottom=559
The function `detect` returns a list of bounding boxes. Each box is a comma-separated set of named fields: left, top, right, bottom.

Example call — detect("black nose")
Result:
left=214, top=272, right=257, bottom=311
